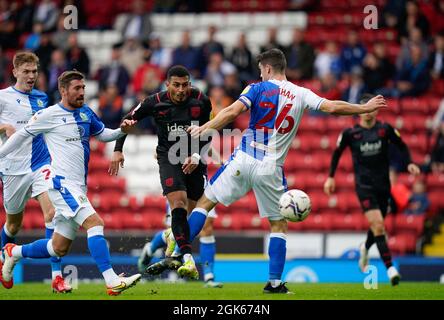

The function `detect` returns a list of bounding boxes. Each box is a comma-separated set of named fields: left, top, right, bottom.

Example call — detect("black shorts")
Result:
left=356, top=186, right=390, bottom=217
left=158, top=157, right=207, bottom=201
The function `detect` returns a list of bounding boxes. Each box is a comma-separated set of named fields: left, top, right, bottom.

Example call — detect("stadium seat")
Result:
left=143, top=195, right=167, bottom=211
left=302, top=213, right=333, bottom=231
left=331, top=213, right=364, bottom=231
left=102, top=213, right=123, bottom=230
left=394, top=214, right=425, bottom=236
left=241, top=214, right=269, bottom=230
left=213, top=214, right=243, bottom=231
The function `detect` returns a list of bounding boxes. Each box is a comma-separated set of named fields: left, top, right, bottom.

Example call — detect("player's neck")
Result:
left=59, top=99, right=76, bottom=111
left=360, top=119, right=376, bottom=129
left=13, top=83, right=32, bottom=94
left=268, top=73, right=286, bottom=82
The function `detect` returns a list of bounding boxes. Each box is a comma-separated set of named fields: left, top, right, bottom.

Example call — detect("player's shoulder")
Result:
left=30, top=88, right=48, bottom=100
left=145, top=90, right=167, bottom=105
left=189, top=87, right=208, bottom=100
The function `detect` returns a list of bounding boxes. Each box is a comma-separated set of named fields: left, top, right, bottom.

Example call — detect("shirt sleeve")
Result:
left=238, top=84, right=259, bottom=110
left=89, top=109, right=106, bottom=136
left=130, top=95, right=156, bottom=121
left=301, top=87, right=325, bottom=111
left=24, top=109, right=55, bottom=136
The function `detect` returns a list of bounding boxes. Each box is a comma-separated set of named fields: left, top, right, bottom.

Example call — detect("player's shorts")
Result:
left=0, top=164, right=51, bottom=214
left=205, top=150, right=287, bottom=221
left=158, top=156, right=206, bottom=201
left=48, top=176, right=95, bottom=240
left=356, top=186, right=390, bottom=217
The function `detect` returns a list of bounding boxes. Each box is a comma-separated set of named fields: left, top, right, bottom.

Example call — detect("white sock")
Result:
left=11, top=245, right=23, bottom=258
left=102, top=268, right=121, bottom=287
left=270, top=279, right=282, bottom=288
left=52, top=270, right=62, bottom=280
left=183, top=253, right=195, bottom=264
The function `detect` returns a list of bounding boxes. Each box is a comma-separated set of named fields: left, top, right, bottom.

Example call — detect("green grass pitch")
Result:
left=0, top=281, right=443, bottom=300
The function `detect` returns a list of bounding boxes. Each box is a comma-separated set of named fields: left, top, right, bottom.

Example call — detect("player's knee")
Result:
left=52, top=243, right=69, bottom=257
left=43, top=206, right=56, bottom=223
left=370, top=219, right=385, bottom=235
left=6, top=221, right=22, bottom=236
left=172, top=200, right=187, bottom=209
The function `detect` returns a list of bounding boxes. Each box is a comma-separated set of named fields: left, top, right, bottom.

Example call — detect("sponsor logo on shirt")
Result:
left=360, top=140, right=382, bottom=156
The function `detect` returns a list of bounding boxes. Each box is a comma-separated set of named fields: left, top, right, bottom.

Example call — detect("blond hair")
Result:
left=13, top=51, right=39, bottom=69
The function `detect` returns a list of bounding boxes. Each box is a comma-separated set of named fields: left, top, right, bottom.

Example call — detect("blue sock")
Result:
left=268, top=233, right=287, bottom=281
left=22, top=239, right=52, bottom=258
left=200, top=236, right=216, bottom=280
left=188, top=209, right=208, bottom=242
left=87, top=227, right=113, bottom=273
left=45, top=226, right=62, bottom=274
left=151, top=230, right=166, bottom=252
left=1, top=224, right=15, bottom=249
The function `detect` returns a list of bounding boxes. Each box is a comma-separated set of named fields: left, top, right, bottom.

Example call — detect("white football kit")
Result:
left=0, top=87, right=51, bottom=214
left=0, top=102, right=126, bottom=239
left=205, top=80, right=324, bottom=220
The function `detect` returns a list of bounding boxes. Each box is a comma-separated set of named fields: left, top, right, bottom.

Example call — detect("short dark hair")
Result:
left=167, top=65, right=190, bottom=80
left=58, top=70, right=85, bottom=90
left=360, top=93, right=375, bottom=104
left=256, top=48, right=287, bottom=73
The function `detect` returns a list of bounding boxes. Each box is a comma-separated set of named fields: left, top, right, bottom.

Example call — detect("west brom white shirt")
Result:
left=24, top=103, right=105, bottom=186
left=0, top=86, right=50, bottom=175
left=237, top=79, right=325, bottom=166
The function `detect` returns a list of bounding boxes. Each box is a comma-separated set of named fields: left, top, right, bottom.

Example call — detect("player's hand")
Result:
left=187, top=125, right=204, bottom=138
left=120, top=119, right=137, bottom=133
left=364, top=95, right=387, bottom=112
left=407, top=163, right=421, bottom=176
left=323, top=177, right=336, bottom=196
left=182, top=155, right=199, bottom=174
left=4, top=125, right=15, bottom=138
left=109, top=151, right=125, bottom=176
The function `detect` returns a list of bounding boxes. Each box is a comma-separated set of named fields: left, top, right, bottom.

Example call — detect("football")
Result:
left=279, top=189, right=311, bottom=222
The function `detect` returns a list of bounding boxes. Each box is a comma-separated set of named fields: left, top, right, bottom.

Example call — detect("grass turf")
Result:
left=0, top=281, right=443, bottom=300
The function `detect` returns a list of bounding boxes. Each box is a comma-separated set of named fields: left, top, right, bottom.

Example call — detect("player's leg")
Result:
left=82, top=212, right=141, bottom=295
left=253, top=164, right=292, bottom=294
left=137, top=229, right=167, bottom=273
left=199, top=215, right=223, bottom=288
left=365, top=208, right=400, bottom=285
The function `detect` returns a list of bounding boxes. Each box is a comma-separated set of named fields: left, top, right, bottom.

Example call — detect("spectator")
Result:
left=223, top=72, right=242, bottom=102
left=97, top=84, right=125, bottom=129
left=121, top=0, right=152, bottom=42
left=153, top=0, right=177, bottom=13
left=24, top=22, right=43, bottom=51
left=314, top=41, right=341, bottom=79
left=363, top=52, right=390, bottom=94
left=16, top=0, right=35, bottom=34
left=147, top=32, right=172, bottom=74
left=430, top=119, right=444, bottom=173
left=395, top=43, right=430, bottom=97
left=396, top=27, right=429, bottom=70
left=120, top=38, right=145, bottom=76
left=132, top=49, right=164, bottom=95
left=52, top=14, right=71, bottom=51
left=389, top=168, right=411, bottom=214
left=398, top=0, right=430, bottom=41
left=96, top=42, right=130, bottom=96
left=171, top=30, right=200, bottom=78
left=204, top=52, right=236, bottom=88
left=285, top=28, right=315, bottom=81
left=342, top=67, right=366, bottom=104
left=319, top=73, right=341, bottom=101
left=429, top=33, right=444, bottom=80
left=404, top=180, right=430, bottom=215
left=46, top=49, right=68, bottom=104
left=65, top=32, right=90, bottom=77
left=340, top=30, right=367, bottom=76
left=260, top=27, right=285, bottom=53
left=382, top=0, right=406, bottom=29
left=33, top=0, right=59, bottom=32
left=34, top=30, right=56, bottom=74
left=373, top=42, right=396, bottom=83
left=0, top=0, right=19, bottom=49
left=230, top=32, right=256, bottom=86
left=198, top=25, right=225, bottom=76
left=208, top=86, right=233, bottom=129
left=0, top=46, right=10, bottom=86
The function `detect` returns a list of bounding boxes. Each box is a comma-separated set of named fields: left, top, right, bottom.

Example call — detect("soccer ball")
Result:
left=279, top=189, right=311, bottom=222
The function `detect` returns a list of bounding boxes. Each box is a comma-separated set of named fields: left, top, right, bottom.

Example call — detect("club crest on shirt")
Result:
left=37, top=99, right=44, bottom=107
left=79, top=112, right=88, bottom=121
left=78, top=195, right=88, bottom=204
left=190, top=106, right=201, bottom=118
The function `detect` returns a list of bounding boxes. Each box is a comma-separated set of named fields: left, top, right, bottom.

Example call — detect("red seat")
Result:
left=301, top=213, right=333, bottom=231
left=120, top=212, right=151, bottom=230
left=394, top=214, right=424, bottom=236
left=400, top=97, right=429, bottom=115
left=213, top=214, right=243, bottom=231
left=429, top=191, right=444, bottom=213
left=143, top=195, right=167, bottom=211
left=331, top=213, right=364, bottom=231
left=389, top=232, right=417, bottom=254
left=427, top=174, right=444, bottom=189
left=102, top=213, right=123, bottom=230
left=241, top=214, right=269, bottom=230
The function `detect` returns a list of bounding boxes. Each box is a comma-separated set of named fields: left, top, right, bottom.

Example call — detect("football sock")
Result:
left=87, top=226, right=119, bottom=286
left=268, top=233, right=287, bottom=285
left=1, top=224, right=15, bottom=250
left=171, top=207, right=192, bottom=255
left=375, top=235, right=393, bottom=269
left=150, top=230, right=166, bottom=254
left=21, top=239, right=56, bottom=258
left=45, top=222, right=62, bottom=279
left=200, top=235, right=216, bottom=281
left=188, top=208, right=208, bottom=241
left=365, top=229, right=375, bottom=250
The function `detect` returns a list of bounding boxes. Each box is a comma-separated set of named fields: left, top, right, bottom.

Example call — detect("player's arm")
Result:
left=324, top=130, right=350, bottom=195
left=319, top=95, right=387, bottom=115
left=0, top=128, right=32, bottom=158
left=0, top=124, right=15, bottom=137
left=188, top=100, right=247, bottom=138
left=94, top=119, right=136, bottom=142
left=387, top=124, right=421, bottom=175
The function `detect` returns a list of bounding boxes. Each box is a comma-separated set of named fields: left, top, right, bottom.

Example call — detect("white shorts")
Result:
left=48, top=178, right=95, bottom=240
left=205, top=150, right=287, bottom=221
left=0, top=165, right=51, bottom=214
